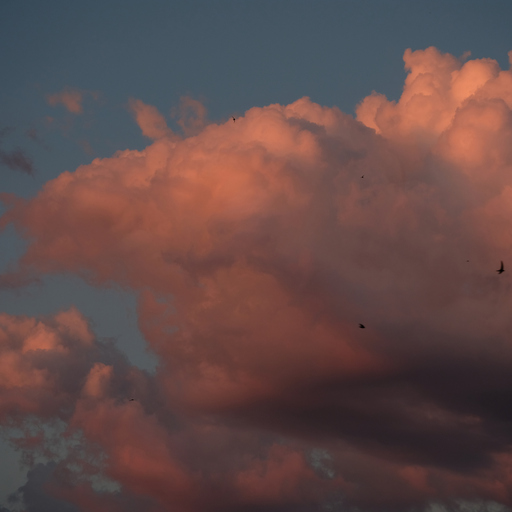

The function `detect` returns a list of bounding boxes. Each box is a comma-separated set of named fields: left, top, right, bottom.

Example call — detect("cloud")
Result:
left=46, top=88, right=85, bottom=114
left=46, top=88, right=100, bottom=115
left=0, top=129, right=34, bottom=175
left=0, top=308, right=334, bottom=512
left=26, top=128, right=39, bottom=142
left=9, top=462, right=79, bottom=512
left=8, top=461, right=157, bottom=512
left=0, top=307, right=98, bottom=421
left=128, top=99, right=174, bottom=140
left=172, top=96, right=208, bottom=136
left=78, top=139, right=94, bottom=156
left=26, top=128, right=49, bottom=150
left=0, top=270, right=40, bottom=289
left=0, top=148, right=34, bottom=175
left=2, top=47, right=512, bottom=510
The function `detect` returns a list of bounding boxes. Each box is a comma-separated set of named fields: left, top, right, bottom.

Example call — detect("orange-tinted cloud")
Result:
left=0, top=307, right=103, bottom=427
left=356, top=47, right=512, bottom=141
left=3, top=47, right=512, bottom=510
left=173, top=96, right=208, bottom=136
left=46, top=87, right=86, bottom=114
left=128, top=99, right=174, bottom=140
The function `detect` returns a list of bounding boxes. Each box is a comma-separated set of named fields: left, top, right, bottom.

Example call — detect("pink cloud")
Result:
left=0, top=308, right=94, bottom=420
left=3, top=47, right=512, bottom=510
left=46, top=87, right=100, bottom=115
left=0, top=308, right=336, bottom=511
left=356, top=47, right=512, bottom=143
left=128, top=99, right=174, bottom=140
left=172, top=96, right=208, bottom=136
left=46, top=87, right=86, bottom=114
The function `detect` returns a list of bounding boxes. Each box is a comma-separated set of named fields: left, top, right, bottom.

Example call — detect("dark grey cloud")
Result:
left=0, top=271, right=40, bottom=290
left=9, top=463, right=79, bottom=512
left=0, top=128, right=35, bottom=175
left=0, top=148, right=34, bottom=175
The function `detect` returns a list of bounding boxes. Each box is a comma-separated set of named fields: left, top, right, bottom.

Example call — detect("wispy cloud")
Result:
left=0, top=148, right=34, bottom=175
left=0, top=128, right=34, bottom=175
left=172, top=96, right=208, bottom=136
left=46, top=87, right=100, bottom=115
left=128, top=98, right=174, bottom=140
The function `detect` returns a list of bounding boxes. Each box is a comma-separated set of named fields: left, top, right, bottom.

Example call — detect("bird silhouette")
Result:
left=359, top=323, right=365, bottom=329
left=497, top=261, right=505, bottom=274
left=128, top=398, right=135, bottom=402
left=232, top=116, right=236, bottom=122
left=361, top=175, right=364, bottom=178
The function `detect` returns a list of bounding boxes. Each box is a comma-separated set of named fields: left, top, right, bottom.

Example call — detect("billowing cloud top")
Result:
left=2, top=47, right=512, bottom=512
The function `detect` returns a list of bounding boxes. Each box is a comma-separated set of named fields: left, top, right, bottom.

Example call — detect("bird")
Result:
left=128, top=398, right=135, bottom=402
left=497, top=261, right=505, bottom=274
left=361, top=175, right=364, bottom=178
left=232, top=116, right=236, bottom=122
left=359, top=323, right=365, bottom=329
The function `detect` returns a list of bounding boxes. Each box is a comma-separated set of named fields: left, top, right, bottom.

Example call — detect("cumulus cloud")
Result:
left=2, top=47, right=512, bottom=511
left=9, top=462, right=79, bottom=512
left=0, top=308, right=333, bottom=512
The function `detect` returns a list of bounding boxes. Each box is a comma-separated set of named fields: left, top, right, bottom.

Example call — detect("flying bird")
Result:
left=128, top=398, right=135, bottom=402
left=361, top=175, right=364, bottom=178
left=497, top=261, right=505, bottom=274
left=359, top=323, right=365, bottom=329
left=232, top=116, right=236, bottom=122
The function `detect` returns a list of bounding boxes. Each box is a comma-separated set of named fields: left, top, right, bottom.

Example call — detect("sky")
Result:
left=2, top=1, right=512, bottom=511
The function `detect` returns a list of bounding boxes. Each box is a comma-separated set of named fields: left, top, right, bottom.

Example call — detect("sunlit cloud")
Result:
left=172, top=96, right=208, bottom=136
left=2, top=47, right=512, bottom=511
left=46, top=87, right=100, bottom=115
left=128, top=99, right=174, bottom=140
